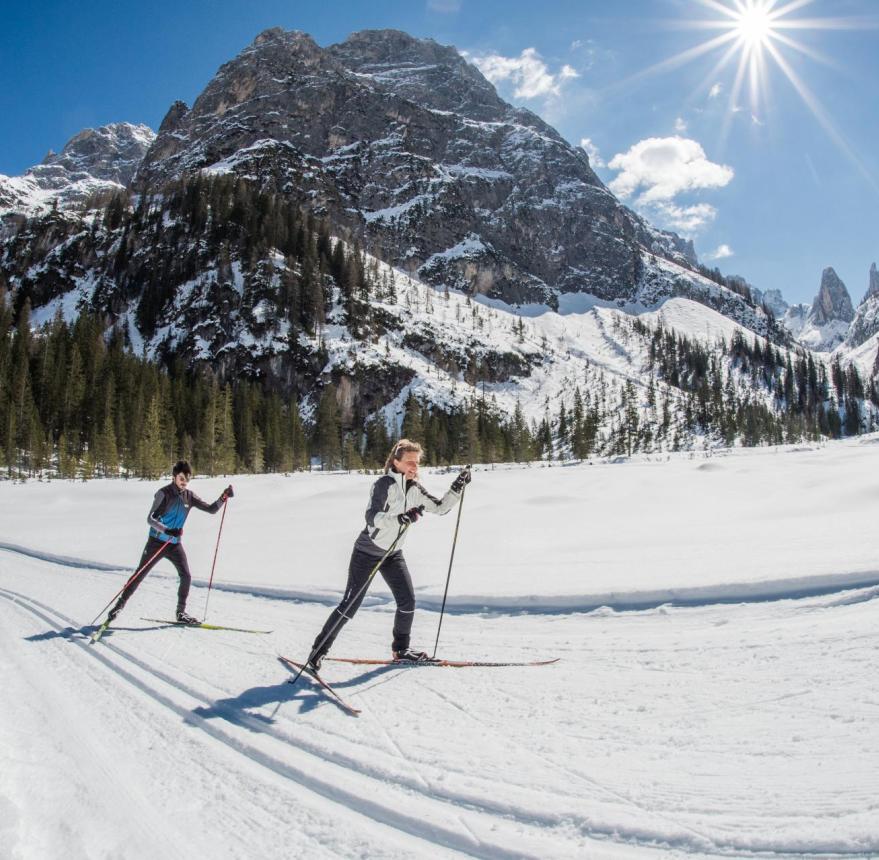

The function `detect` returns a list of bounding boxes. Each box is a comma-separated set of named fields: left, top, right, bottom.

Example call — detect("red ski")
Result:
left=277, top=656, right=361, bottom=716
left=325, top=656, right=559, bottom=668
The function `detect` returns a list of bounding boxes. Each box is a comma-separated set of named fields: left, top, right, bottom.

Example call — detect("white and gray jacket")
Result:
left=353, top=470, right=462, bottom=557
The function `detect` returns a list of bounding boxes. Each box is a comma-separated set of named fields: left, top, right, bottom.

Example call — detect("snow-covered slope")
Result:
left=2, top=437, right=879, bottom=857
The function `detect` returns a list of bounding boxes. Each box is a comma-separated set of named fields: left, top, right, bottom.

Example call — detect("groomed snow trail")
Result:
left=2, top=547, right=877, bottom=859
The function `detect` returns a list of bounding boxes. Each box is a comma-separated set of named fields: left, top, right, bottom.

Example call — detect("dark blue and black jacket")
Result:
left=147, top=483, right=224, bottom=544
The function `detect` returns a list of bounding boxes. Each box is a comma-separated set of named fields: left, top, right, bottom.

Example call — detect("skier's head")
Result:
left=172, top=460, right=193, bottom=487
left=385, top=440, right=423, bottom=479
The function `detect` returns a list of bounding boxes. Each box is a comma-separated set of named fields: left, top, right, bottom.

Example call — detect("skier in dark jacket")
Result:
left=108, top=460, right=233, bottom=624
left=308, top=439, right=471, bottom=669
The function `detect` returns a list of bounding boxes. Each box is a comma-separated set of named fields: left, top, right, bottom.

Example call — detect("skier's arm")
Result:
left=410, top=481, right=461, bottom=516
left=189, top=489, right=227, bottom=514
left=365, top=476, right=399, bottom=530
left=146, top=490, right=170, bottom=533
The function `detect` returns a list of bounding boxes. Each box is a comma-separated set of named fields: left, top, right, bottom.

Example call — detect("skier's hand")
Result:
left=450, top=466, right=472, bottom=493
left=222, top=484, right=234, bottom=500
left=397, top=506, right=424, bottom=525
left=165, top=527, right=182, bottom=537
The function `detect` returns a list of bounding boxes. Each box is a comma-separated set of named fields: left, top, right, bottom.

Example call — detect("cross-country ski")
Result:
left=277, top=656, right=361, bottom=716
left=141, top=618, right=272, bottom=634
left=325, top=656, right=560, bottom=668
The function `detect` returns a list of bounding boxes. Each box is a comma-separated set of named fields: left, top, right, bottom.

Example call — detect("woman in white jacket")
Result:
left=308, top=439, right=471, bottom=669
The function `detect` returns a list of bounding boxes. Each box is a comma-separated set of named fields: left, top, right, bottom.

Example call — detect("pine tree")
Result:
left=314, top=384, right=342, bottom=470
left=137, top=395, right=166, bottom=479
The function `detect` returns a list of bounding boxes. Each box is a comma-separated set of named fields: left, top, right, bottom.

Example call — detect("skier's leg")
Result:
left=310, top=549, right=375, bottom=665
left=110, top=537, right=167, bottom=619
left=379, top=552, right=416, bottom=654
left=165, top=543, right=194, bottom=620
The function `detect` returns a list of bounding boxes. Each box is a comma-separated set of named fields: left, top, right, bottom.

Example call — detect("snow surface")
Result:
left=2, top=437, right=879, bottom=857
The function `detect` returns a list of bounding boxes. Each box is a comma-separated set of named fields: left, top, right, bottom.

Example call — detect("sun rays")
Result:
left=657, top=0, right=879, bottom=187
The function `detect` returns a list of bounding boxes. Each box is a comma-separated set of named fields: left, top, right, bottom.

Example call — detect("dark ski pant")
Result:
left=312, top=548, right=415, bottom=659
left=113, top=536, right=192, bottom=615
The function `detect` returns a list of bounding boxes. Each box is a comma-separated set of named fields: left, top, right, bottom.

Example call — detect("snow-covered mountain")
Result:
left=129, top=27, right=768, bottom=331
left=0, top=123, right=155, bottom=217
left=2, top=27, right=877, bottom=456
left=843, top=262, right=879, bottom=350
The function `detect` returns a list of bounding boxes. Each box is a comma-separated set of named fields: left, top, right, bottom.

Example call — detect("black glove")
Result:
left=165, top=527, right=182, bottom=538
left=222, top=484, right=234, bottom=500
left=451, top=466, right=472, bottom=493
left=397, top=506, right=424, bottom=525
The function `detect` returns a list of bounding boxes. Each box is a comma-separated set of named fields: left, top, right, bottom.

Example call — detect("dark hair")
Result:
left=172, top=460, right=193, bottom=477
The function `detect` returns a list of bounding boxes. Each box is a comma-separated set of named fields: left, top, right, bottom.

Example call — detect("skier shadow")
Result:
left=24, top=624, right=158, bottom=642
left=193, top=666, right=395, bottom=724
left=194, top=678, right=338, bottom=724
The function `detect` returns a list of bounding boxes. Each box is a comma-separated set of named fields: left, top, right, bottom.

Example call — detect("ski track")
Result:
left=3, top=541, right=879, bottom=858
left=3, top=541, right=879, bottom=614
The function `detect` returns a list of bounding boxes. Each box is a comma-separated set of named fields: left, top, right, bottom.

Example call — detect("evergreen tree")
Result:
left=314, top=384, right=342, bottom=470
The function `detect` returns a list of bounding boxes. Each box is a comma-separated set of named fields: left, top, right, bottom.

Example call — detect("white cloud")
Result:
left=652, top=202, right=719, bottom=233
left=579, top=137, right=605, bottom=168
left=703, top=243, right=734, bottom=261
left=469, top=48, right=578, bottom=100
left=608, top=136, right=733, bottom=204
left=427, top=0, right=461, bottom=11
left=607, top=136, right=733, bottom=235
left=709, top=83, right=722, bottom=99
left=674, top=116, right=688, bottom=133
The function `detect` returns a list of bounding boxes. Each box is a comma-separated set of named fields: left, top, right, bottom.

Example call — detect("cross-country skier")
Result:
left=307, top=439, right=471, bottom=670
left=108, top=460, right=233, bottom=625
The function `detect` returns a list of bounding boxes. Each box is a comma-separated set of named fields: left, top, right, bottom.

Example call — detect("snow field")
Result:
left=2, top=437, right=879, bottom=856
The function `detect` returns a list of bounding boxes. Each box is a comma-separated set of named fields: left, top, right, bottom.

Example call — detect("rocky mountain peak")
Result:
left=0, top=122, right=155, bottom=216
left=38, top=122, right=155, bottom=186
left=864, top=262, right=879, bottom=304
left=327, top=29, right=504, bottom=121
left=809, top=267, right=854, bottom=326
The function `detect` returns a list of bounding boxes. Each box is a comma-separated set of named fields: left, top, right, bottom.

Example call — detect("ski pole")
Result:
left=202, top=496, right=228, bottom=621
left=431, top=477, right=467, bottom=660
left=89, top=539, right=171, bottom=625
left=289, top=522, right=411, bottom=687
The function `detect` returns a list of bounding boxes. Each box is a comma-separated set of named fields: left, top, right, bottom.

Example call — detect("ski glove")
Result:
left=397, top=506, right=425, bottom=526
left=450, top=466, right=472, bottom=493
left=222, top=484, right=234, bottom=500
left=165, top=527, right=183, bottom=537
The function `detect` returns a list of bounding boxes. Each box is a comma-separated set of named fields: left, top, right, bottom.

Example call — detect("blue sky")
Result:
left=1, top=0, right=877, bottom=306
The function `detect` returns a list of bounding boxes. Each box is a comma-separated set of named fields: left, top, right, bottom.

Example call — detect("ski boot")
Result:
left=393, top=648, right=431, bottom=663
left=175, top=609, right=200, bottom=625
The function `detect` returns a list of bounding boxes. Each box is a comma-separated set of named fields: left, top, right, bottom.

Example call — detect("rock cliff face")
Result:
left=0, top=123, right=154, bottom=216
left=132, top=28, right=726, bottom=311
left=845, top=263, right=879, bottom=350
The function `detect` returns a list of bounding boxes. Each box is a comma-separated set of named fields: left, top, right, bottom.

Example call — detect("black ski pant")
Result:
left=114, top=536, right=192, bottom=614
left=312, top=548, right=415, bottom=659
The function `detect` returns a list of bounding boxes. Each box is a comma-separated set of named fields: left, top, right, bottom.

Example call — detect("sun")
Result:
left=619, top=0, right=877, bottom=186
left=734, top=3, right=775, bottom=48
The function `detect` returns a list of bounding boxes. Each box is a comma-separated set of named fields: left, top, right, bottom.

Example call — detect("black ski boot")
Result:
left=175, top=609, right=200, bottom=625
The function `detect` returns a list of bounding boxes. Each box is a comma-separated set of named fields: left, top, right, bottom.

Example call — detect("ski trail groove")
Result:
left=2, top=583, right=873, bottom=859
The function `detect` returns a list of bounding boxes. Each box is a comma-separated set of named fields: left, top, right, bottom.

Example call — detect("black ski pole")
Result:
left=288, top=522, right=412, bottom=687
left=202, top=496, right=228, bottom=622
left=431, top=474, right=468, bottom=660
